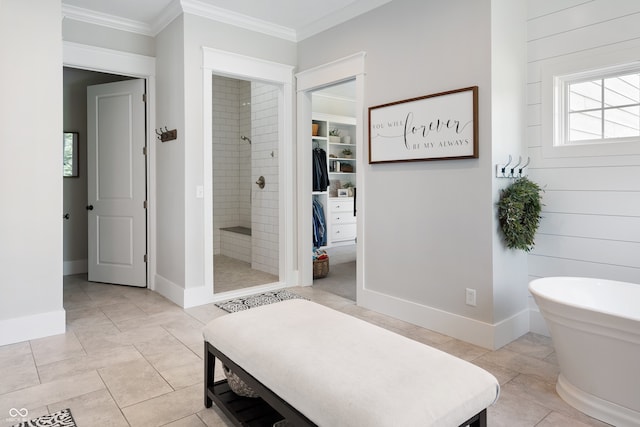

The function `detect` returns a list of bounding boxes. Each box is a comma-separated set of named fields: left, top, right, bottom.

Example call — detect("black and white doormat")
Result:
left=215, top=290, right=307, bottom=313
left=11, top=408, right=76, bottom=427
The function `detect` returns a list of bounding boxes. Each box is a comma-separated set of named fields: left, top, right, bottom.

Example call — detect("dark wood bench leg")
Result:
left=204, top=341, right=215, bottom=408
left=460, top=408, right=486, bottom=427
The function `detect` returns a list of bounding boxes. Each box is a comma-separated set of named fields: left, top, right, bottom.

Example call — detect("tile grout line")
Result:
left=95, top=368, right=133, bottom=427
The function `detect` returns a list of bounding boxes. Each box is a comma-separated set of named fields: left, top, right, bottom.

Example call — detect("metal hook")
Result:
left=519, top=157, right=531, bottom=176
left=155, top=129, right=163, bottom=136
left=500, top=155, right=512, bottom=175
left=510, top=156, right=522, bottom=177
left=164, top=126, right=169, bottom=133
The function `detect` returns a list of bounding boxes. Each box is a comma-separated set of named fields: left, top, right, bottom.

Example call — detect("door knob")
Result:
left=63, top=213, right=70, bottom=220
left=255, top=176, right=265, bottom=189
left=86, top=205, right=94, bottom=210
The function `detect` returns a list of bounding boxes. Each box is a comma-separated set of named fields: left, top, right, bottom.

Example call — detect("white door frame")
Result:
left=63, top=41, right=156, bottom=289
left=202, top=47, right=295, bottom=299
left=296, top=53, right=366, bottom=297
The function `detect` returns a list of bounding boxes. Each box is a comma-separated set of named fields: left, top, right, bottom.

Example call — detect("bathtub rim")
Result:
left=528, top=276, right=640, bottom=323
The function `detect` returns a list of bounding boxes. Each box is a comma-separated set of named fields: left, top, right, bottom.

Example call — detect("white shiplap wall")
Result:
left=526, top=0, right=640, bottom=330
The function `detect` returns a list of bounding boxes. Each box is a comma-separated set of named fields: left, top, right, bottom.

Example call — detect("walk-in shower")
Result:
left=212, top=75, right=280, bottom=294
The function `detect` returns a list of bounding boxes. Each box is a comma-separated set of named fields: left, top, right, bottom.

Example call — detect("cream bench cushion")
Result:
left=203, top=299, right=499, bottom=426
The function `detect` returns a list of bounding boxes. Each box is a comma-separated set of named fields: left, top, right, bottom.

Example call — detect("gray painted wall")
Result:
left=297, top=0, right=528, bottom=347
left=62, top=19, right=155, bottom=57
left=1, top=0, right=65, bottom=345
left=298, top=0, right=493, bottom=318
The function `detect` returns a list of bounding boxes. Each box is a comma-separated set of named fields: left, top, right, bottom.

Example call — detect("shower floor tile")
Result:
left=213, top=255, right=278, bottom=293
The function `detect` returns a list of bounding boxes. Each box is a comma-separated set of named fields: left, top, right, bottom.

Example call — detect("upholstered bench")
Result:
left=203, top=299, right=499, bottom=426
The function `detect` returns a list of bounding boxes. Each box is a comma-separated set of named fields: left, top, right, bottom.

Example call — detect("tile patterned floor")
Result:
left=213, top=255, right=279, bottom=294
left=0, top=275, right=611, bottom=426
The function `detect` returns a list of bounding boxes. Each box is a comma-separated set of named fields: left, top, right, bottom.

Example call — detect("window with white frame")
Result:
left=555, top=64, right=640, bottom=147
left=541, top=46, right=640, bottom=159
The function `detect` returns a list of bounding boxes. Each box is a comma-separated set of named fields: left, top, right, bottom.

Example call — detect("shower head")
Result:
left=241, top=136, right=252, bottom=144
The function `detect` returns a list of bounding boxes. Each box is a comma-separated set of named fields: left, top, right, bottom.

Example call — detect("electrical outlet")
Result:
left=465, top=288, right=477, bottom=307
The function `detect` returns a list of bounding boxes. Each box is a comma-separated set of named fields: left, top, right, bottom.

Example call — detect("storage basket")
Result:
left=223, top=364, right=259, bottom=398
left=313, top=258, right=329, bottom=279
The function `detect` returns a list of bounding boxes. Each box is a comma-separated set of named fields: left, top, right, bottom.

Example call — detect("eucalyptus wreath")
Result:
left=497, top=177, right=543, bottom=252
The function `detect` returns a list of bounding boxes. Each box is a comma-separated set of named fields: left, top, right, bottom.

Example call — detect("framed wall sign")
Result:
left=368, top=86, right=478, bottom=163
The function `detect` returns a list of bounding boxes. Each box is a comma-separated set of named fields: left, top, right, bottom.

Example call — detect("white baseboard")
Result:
left=358, top=288, right=529, bottom=350
left=63, top=259, right=88, bottom=275
left=154, top=274, right=186, bottom=307
left=154, top=274, right=217, bottom=308
left=184, top=283, right=216, bottom=308
left=494, top=308, right=531, bottom=348
left=0, top=310, right=66, bottom=346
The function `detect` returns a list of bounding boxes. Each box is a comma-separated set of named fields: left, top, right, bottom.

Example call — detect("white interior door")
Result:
left=87, top=79, right=146, bottom=287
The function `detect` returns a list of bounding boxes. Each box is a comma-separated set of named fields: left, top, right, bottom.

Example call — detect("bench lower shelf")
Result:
left=205, top=341, right=316, bottom=426
left=209, top=380, right=286, bottom=427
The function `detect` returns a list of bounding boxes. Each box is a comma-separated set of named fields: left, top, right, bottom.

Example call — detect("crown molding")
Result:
left=62, top=4, right=154, bottom=37
left=61, top=0, right=390, bottom=41
left=180, top=0, right=296, bottom=42
left=296, top=0, right=391, bottom=41
left=151, top=0, right=183, bottom=36
left=62, top=0, right=296, bottom=40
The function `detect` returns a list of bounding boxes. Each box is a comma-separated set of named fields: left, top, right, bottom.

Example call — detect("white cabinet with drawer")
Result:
left=329, top=197, right=355, bottom=243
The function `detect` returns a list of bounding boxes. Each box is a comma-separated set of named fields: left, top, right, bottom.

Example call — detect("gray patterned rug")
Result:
left=11, top=408, right=76, bottom=427
left=215, top=289, right=307, bottom=313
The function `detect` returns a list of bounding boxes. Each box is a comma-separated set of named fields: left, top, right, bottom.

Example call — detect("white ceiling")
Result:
left=61, top=0, right=391, bottom=41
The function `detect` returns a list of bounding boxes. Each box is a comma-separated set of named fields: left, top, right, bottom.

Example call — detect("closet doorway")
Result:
left=311, top=80, right=357, bottom=301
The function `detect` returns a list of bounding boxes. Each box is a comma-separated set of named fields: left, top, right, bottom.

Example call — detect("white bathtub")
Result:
left=529, top=277, right=640, bottom=426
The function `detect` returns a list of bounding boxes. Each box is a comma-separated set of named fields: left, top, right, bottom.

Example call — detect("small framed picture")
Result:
left=63, top=132, right=79, bottom=177
left=337, top=188, right=349, bottom=197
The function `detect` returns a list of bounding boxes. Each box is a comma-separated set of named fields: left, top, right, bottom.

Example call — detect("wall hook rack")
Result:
left=156, top=127, right=177, bottom=142
left=496, top=155, right=529, bottom=178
